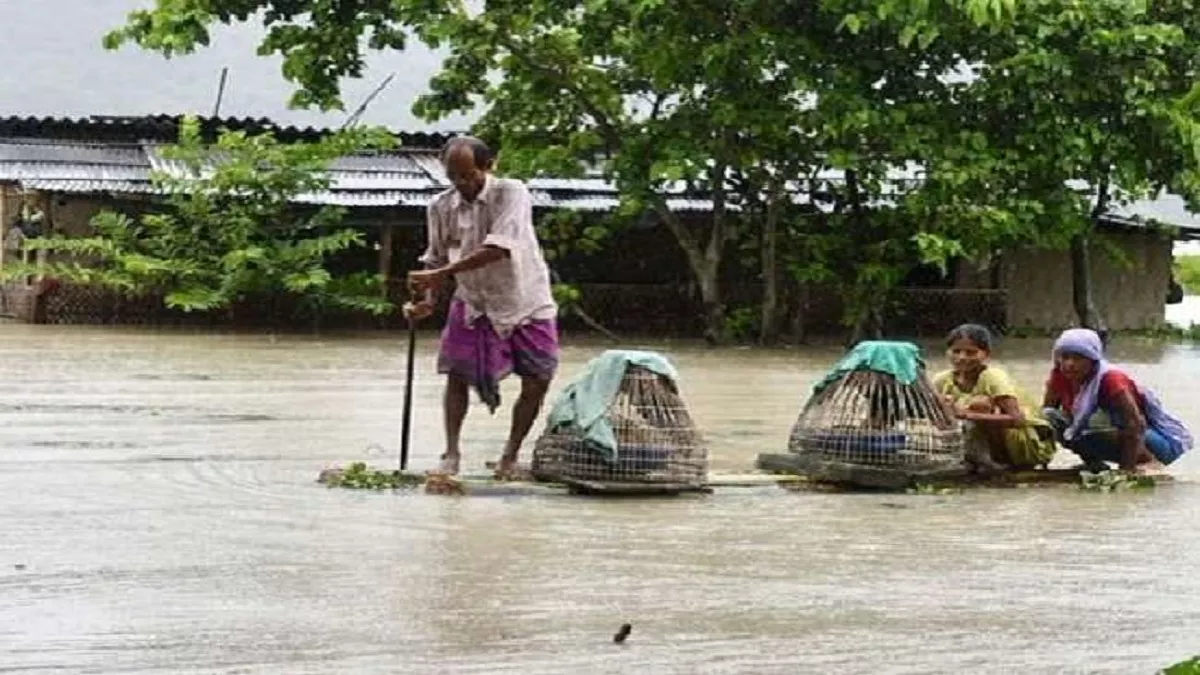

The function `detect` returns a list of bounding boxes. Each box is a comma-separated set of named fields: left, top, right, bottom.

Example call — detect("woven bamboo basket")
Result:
left=532, top=365, right=708, bottom=486
left=788, top=368, right=964, bottom=470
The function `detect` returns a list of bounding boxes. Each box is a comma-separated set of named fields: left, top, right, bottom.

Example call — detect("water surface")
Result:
left=1, top=325, right=1198, bottom=674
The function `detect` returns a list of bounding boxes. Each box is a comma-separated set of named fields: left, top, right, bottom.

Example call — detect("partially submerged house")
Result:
left=1, top=114, right=1197, bottom=333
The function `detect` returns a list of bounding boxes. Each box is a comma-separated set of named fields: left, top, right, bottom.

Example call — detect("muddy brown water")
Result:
left=2, top=324, right=1198, bottom=674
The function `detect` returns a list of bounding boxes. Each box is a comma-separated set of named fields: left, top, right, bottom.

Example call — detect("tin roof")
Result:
left=2, top=116, right=1200, bottom=231
left=17, top=179, right=158, bottom=194
left=0, top=114, right=453, bottom=148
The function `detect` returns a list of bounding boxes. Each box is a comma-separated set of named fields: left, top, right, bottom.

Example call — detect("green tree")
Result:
left=762, top=1, right=1005, bottom=341
left=1175, top=255, right=1200, bottom=295
left=105, top=0, right=842, bottom=343
left=107, top=0, right=1200, bottom=342
left=7, top=116, right=396, bottom=318
left=878, top=0, right=1200, bottom=331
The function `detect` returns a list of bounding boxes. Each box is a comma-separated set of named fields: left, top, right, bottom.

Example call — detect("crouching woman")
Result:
left=933, top=324, right=1057, bottom=474
left=1043, top=328, right=1192, bottom=474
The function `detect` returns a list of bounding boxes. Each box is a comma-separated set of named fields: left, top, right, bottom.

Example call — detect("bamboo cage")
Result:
left=532, top=365, right=708, bottom=487
left=788, top=367, right=964, bottom=471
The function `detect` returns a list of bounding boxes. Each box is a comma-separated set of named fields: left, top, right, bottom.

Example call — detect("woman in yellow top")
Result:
left=933, top=324, right=1058, bottom=474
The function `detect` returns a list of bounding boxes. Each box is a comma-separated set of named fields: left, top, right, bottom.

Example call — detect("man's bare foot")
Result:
left=429, top=453, right=460, bottom=476
left=425, top=473, right=465, bottom=495
left=493, top=453, right=524, bottom=481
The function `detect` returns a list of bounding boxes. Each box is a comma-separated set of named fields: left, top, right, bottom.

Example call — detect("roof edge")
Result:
left=0, top=113, right=461, bottom=150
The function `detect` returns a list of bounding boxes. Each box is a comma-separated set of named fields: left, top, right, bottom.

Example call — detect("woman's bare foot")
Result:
left=429, top=453, right=460, bottom=476
left=1133, top=460, right=1167, bottom=476
left=966, top=443, right=1008, bottom=477
left=971, top=457, right=1009, bottom=477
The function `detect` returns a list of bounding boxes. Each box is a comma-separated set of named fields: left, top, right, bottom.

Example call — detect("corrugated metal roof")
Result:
left=292, top=191, right=432, bottom=207
left=17, top=179, right=429, bottom=208
left=0, top=140, right=150, bottom=183
left=533, top=194, right=717, bottom=212
left=0, top=140, right=148, bottom=166
left=8, top=135, right=1198, bottom=235
left=325, top=170, right=439, bottom=191
left=527, top=177, right=617, bottom=192
left=409, top=152, right=448, bottom=187
left=17, top=179, right=158, bottom=194
left=0, top=114, right=455, bottom=148
left=141, top=143, right=442, bottom=191
left=329, top=153, right=425, bottom=173
left=0, top=163, right=150, bottom=182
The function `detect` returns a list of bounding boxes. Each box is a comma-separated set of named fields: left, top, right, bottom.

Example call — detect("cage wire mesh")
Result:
left=788, top=369, right=964, bottom=468
left=532, top=365, right=708, bottom=485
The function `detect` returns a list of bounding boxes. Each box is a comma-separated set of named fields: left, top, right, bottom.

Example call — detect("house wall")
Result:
left=1002, top=231, right=1172, bottom=332
left=46, top=194, right=112, bottom=237
left=14, top=194, right=1180, bottom=335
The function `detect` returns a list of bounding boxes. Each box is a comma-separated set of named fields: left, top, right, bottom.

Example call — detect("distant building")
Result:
left=1, top=114, right=1197, bottom=335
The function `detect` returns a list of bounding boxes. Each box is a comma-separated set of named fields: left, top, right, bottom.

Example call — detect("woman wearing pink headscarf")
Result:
left=1042, top=328, right=1192, bottom=474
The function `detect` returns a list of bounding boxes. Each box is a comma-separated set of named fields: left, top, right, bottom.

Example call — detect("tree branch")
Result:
left=649, top=92, right=667, bottom=121
left=706, top=160, right=728, bottom=264
left=650, top=196, right=704, bottom=266
left=491, top=33, right=624, bottom=152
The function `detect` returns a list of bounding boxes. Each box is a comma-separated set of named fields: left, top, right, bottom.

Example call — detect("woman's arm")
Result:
left=1109, top=388, right=1149, bottom=471
left=924, top=373, right=959, bottom=430
left=958, top=395, right=1026, bottom=427
left=1042, top=384, right=1060, bottom=409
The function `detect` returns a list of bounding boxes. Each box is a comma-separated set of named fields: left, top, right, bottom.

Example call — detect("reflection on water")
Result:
left=1, top=324, right=1199, bottom=674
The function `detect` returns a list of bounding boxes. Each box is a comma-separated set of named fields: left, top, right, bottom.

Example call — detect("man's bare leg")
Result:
left=438, top=375, right=470, bottom=474
left=496, top=376, right=550, bottom=479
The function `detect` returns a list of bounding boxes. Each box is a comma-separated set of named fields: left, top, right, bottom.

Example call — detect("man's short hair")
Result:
left=440, top=136, right=494, bottom=169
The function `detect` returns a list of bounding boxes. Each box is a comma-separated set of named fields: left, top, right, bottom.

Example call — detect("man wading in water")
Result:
left=404, top=136, right=559, bottom=480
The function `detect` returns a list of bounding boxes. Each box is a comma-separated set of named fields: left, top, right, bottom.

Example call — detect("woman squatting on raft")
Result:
left=933, top=324, right=1057, bottom=475
left=1042, top=328, right=1192, bottom=475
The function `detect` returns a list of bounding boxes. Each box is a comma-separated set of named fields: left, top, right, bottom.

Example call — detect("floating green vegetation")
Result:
left=1078, top=470, right=1157, bottom=493
left=322, top=462, right=425, bottom=491
left=1161, top=655, right=1200, bottom=675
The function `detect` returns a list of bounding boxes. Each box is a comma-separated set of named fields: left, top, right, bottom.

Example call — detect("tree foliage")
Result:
left=1175, top=255, right=1200, bottom=295
left=104, top=0, right=1200, bottom=339
left=8, top=116, right=396, bottom=316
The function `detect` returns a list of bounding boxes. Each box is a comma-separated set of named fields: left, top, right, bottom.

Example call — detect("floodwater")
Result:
left=2, top=324, right=1199, bottom=674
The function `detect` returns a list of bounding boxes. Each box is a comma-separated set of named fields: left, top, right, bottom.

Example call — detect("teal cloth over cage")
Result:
left=545, top=349, right=680, bottom=462
left=812, top=340, right=925, bottom=395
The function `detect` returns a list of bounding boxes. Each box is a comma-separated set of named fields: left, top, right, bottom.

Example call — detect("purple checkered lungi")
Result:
left=437, top=299, right=559, bottom=412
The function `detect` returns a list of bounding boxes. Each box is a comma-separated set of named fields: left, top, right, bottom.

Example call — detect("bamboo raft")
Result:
left=318, top=459, right=1176, bottom=496
left=755, top=452, right=1175, bottom=490
left=317, top=464, right=806, bottom=497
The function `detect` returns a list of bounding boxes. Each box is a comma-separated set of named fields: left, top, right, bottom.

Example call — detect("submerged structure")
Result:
left=785, top=341, right=965, bottom=487
left=532, top=350, right=708, bottom=492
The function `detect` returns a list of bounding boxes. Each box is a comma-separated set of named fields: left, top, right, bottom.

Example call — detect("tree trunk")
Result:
left=378, top=225, right=394, bottom=298
left=759, top=190, right=780, bottom=345
left=650, top=168, right=729, bottom=344
left=696, top=261, right=725, bottom=345
left=790, top=282, right=810, bottom=344
left=1070, top=234, right=1106, bottom=332
left=1073, top=174, right=1110, bottom=335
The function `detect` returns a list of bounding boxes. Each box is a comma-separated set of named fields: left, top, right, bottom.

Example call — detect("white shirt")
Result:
left=421, top=175, right=557, bottom=336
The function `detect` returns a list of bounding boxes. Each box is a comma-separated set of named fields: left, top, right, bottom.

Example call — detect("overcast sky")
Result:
left=0, top=0, right=473, bottom=130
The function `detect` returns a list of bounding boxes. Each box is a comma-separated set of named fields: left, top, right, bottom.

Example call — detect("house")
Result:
left=0, top=114, right=662, bottom=326
left=1, top=114, right=1197, bottom=334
